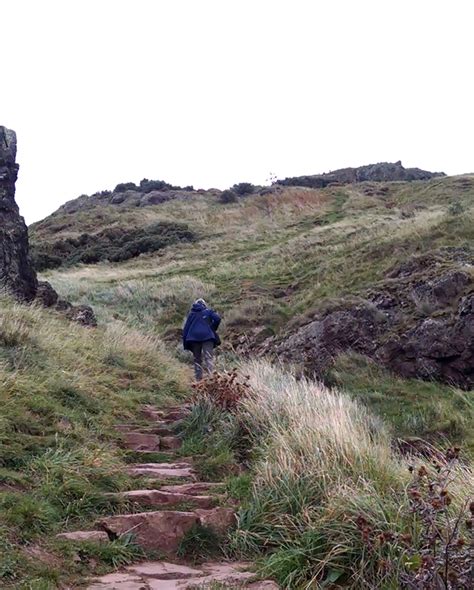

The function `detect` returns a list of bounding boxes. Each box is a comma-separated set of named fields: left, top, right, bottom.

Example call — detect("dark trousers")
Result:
left=190, top=341, right=214, bottom=381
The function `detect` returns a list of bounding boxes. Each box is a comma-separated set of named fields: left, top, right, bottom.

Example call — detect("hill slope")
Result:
left=31, top=173, right=474, bottom=452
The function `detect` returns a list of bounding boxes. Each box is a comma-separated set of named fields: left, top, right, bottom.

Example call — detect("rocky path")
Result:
left=57, top=404, right=278, bottom=589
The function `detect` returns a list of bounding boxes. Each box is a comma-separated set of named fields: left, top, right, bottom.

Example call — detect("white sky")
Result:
left=2, top=1, right=473, bottom=224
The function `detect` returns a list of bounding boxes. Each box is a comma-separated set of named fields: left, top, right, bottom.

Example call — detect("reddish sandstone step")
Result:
left=116, top=489, right=219, bottom=509
left=195, top=507, right=236, bottom=535
left=123, top=432, right=161, bottom=451
left=127, top=462, right=195, bottom=480
left=141, top=405, right=166, bottom=421
left=160, top=436, right=182, bottom=450
left=87, top=572, right=145, bottom=590
left=99, top=511, right=199, bottom=554
left=99, top=508, right=236, bottom=553
left=126, top=561, right=202, bottom=579
left=56, top=530, right=109, bottom=543
left=145, top=423, right=175, bottom=437
left=87, top=561, right=279, bottom=589
left=160, top=482, right=223, bottom=495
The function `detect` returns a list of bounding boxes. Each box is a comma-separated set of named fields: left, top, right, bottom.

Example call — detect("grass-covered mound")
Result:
left=0, top=296, right=186, bottom=588
left=180, top=363, right=474, bottom=588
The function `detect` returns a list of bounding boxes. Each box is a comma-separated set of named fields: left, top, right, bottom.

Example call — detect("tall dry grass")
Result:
left=229, top=361, right=473, bottom=588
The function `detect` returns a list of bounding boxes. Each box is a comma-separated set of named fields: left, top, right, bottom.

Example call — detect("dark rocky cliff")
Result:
left=0, top=126, right=38, bottom=301
left=0, top=126, right=96, bottom=326
left=277, top=161, right=445, bottom=189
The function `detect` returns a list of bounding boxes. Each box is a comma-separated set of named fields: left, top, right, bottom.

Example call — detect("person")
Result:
left=182, top=298, right=221, bottom=381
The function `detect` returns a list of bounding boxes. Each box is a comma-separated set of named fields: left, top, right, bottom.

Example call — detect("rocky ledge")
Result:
left=0, top=126, right=38, bottom=301
left=277, top=160, right=445, bottom=189
left=249, top=248, right=473, bottom=389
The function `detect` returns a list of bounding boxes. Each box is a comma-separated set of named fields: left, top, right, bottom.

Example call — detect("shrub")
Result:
left=357, top=452, right=473, bottom=589
left=139, top=178, right=173, bottom=193
left=31, top=221, right=196, bottom=270
left=192, top=370, right=250, bottom=412
left=219, top=190, right=238, bottom=204
left=448, top=201, right=465, bottom=216
left=114, top=182, right=138, bottom=193
left=232, top=182, right=256, bottom=196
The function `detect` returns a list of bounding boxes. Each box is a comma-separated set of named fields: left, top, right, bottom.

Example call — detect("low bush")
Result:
left=191, top=370, right=250, bottom=412
left=358, top=453, right=473, bottom=589
left=31, top=221, right=196, bottom=270
left=139, top=178, right=174, bottom=193
left=219, top=189, right=238, bottom=204
left=232, top=182, right=256, bottom=196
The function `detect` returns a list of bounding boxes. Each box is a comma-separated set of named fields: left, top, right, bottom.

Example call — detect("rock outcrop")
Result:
left=272, top=249, right=473, bottom=388
left=277, top=161, right=445, bottom=189
left=0, top=126, right=38, bottom=300
left=0, top=126, right=97, bottom=326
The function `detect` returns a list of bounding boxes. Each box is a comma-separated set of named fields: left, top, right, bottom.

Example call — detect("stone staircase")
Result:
left=57, top=404, right=278, bottom=589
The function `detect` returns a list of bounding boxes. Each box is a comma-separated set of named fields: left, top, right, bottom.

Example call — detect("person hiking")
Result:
left=183, top=298, right=221, bottom=381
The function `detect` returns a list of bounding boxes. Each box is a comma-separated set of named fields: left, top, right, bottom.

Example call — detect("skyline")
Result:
left=3, top=0, right=473, bottom=223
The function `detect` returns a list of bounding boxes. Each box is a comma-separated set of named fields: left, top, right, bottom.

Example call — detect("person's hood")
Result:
left=191, top=302, right=207, bottom=312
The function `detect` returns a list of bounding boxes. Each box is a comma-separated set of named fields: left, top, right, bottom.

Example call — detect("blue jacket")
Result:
left=183, top=302, right=221, bottom=350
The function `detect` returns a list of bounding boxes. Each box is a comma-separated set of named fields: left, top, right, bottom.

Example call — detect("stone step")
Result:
left=99, top=510, right=199, bottom=554
left=161, top=409, right=189, bottom=423
left=141, top=405, right=166, bottom=421
left=194, top=507, right=235, bottom=535
left=160, top=482, right=223, bottom=495
left=87, top=561, right=279, bottom=589
left=127, top=462, right=195, bottom=480
left=99, top=508, right=235, bottom=553
left=123, top=432, right=161, bottom=452
left=56, top=530, right=109, bottom=543
left=115, top=489, right=220, bottom=509
left=159, top=436, right=182, bottom=450
left=144, top=423, right=175, bottom=437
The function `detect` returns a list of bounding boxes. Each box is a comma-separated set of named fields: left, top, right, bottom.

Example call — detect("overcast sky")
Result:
left=3, top=1, right=473, bottom=223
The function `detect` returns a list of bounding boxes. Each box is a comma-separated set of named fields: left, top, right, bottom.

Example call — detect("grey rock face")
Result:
left=0, top=126, right=38, bottom=301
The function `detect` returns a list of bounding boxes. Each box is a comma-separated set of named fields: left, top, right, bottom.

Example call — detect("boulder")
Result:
left=66, top=304, right=97, bottom=327
left=36, top=281, right=59, bottom=307
left=0, top=126, right=38, bottom=301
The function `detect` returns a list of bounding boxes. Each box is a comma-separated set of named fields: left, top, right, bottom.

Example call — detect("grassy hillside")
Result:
left=0, top=296, right=187, bottom=588
left=179, top=362, right=473, bottom=588
left=3, top=174, right=473, bottom=588
left=33, top=175, right=474, bottom=454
